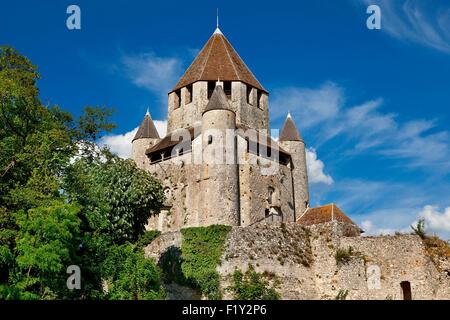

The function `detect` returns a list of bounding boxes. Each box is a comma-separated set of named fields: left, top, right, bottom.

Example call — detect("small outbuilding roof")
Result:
left=297, top=203, right=360, bottom=229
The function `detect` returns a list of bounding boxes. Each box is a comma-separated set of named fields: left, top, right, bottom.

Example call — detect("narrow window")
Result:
left=223, top=81, right=232, bottom=99
left=268, top=187, right=275, bottom=205
left=208, top=135, right=213, bottom=145
left=207, top=81, right=216, bottom=99
left=401, top=281, right=412, bottom=300
left=185, top=84, right=193, bottom=104
left=246, top=85, right=253, bottom=105
left=257, top=90, right=262, bottom=108
left=174, top=89, right=181, bottom=109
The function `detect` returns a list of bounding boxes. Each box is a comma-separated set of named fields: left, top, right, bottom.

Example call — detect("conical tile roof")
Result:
left=203, top=84, right=233, bottom=114
left=132, top=111, right=160, bottom=142
left=279, top=114, right=302, bottom=141
left=171, top=28, right=266, bottom=93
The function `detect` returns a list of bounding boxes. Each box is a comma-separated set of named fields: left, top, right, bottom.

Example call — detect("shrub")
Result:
left=411, top=219, right=426, bottom=239
left=335, top=247, right=354, bottom=265
left=136, top=230, right=161, bottom=249
left=179, top=225, right=232, bottom=300
left=101, top=244, right=165, bottom=300
left=227, top=265, right=280, bottom=300
left=335, top=289, right=348, bottom=300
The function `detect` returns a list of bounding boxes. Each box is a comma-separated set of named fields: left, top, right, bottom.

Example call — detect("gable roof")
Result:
left=279, top=114, right=302, bottom=142
left=171, top=28, right=267, bottom=93
left=203, top=84, right=233, bottom=114
left=132, top=112, right=160, bottom=142
left=297, top=204, right=359, bottom=228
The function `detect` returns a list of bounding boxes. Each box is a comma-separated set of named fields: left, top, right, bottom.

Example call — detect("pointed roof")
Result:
left=132, top=111, right=160, bottom=142
left=203, top=84, right=233, bottom=114
left=279, top=113, right=302, bottom=141
left=171, top=29, right=267, bottom=94
left=297, top=204, right=361, bottom=230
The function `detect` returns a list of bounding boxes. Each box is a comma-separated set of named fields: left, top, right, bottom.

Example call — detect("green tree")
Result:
left=66, top=157, right=165, bottom=244
left=101, top=244, right=165, bottom=300
left=10, top=202, right=81, bottom=299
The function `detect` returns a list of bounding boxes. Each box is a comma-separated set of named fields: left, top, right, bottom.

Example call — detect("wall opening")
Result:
left=257, top=90, right=262, bottom=108
left=246, top=85, right=253, bottom=105
left=400, top=281, right=412, bottom=300
left=207, top=81, right=216, bottom=99
left=268, top=187, right=275, bottom=205
left=185, top=84, right=193, bottom=104
left=174, top=89, right=181, bottom=109
left=223, top=81, right=232, bottom=99
left=207, top=135, right=213, bottom=145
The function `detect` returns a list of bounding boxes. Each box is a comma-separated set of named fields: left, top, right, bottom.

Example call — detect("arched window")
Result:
left=208, top=135, right=213, bottom=145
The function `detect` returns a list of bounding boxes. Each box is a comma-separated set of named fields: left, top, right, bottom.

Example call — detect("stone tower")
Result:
left=279, top=113, right=309, bottom=216
left=199, top=83, right=240, bottom=226
left=166, top=27, right=269, bottom=134
left=132, top=110, right=160, bottom=169
left=135, top=25, right=311, bottom=231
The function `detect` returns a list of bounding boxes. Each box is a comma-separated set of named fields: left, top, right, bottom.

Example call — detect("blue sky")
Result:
left=1, top=0, right=449, bottom=238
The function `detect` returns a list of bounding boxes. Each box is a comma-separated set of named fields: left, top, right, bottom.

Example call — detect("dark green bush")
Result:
left=227, top=265, right=280, bottom=300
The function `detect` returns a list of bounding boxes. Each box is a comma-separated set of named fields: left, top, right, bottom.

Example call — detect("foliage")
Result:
left=226, top=265, right=280, bottom=300
left=335, top=247, right=354, bottom=265
left=410, top=219, right=450, bottom=265
left=179, top=225, right=232, bottom=300
left=12, top=202, right=81, bottom=299
left=411, top=219, right=426, bottom=239
left=0, top=46, right=165, bottom=300
left=136, top=230, right=161, bottom=250
left=159, top=246, right=185, bottom=284
left=335, top=289, right=349, bottom=300
left=101, top=244, right=165, bottom=300
left=65, top=157, right=165, bottom=244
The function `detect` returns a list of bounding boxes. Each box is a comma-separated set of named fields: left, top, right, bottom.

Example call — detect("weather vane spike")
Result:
left=146, top=107, right=150, bottom=116
left=216, top=8, right=219, bottom=28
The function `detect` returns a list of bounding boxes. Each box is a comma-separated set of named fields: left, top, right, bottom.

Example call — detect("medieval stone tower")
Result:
left=132, top=26, right=310, bottom=232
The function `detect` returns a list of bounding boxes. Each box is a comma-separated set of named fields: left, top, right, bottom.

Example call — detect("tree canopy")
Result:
left=0, top=46, right=165, bottom=300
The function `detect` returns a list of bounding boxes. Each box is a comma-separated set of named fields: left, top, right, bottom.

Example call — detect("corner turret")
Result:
left=132, top=109, right=160, bottom=169
left=279, top=113, right=309, bottom=217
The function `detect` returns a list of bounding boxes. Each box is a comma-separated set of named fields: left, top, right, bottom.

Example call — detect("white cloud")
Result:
left=99, top=120, right=167, bottom=159
left=121, top=52, right=183, bottom=97
left=420, top=205, right=450, bottom=233
left=306, top=148, right=333, bottom=185
left=360, top=0, right=450, bottom=54
left=271, top=82, right=450, bottom=172
left=271, top=82, right=342, bottom=128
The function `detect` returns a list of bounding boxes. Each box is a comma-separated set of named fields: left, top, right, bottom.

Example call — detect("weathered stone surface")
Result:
left=144, top=223, right=450, bottom=300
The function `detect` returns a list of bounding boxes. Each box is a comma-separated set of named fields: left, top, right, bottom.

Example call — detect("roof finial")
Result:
left=146, top=107, right=150, bottom=116
left=214, top=9, right=223, bottom=35
left=287, top=111, right=292, bottom=118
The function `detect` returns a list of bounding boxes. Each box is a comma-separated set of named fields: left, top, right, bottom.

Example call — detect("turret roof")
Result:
left=203, top=84, right=233, bottom=114
left=279, top=113, right=302, bottom=142
left=132, top=111, right=160, bottom=142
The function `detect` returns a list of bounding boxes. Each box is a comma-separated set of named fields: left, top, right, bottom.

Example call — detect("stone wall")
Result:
left=144, top=222, right=450, bottom=300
